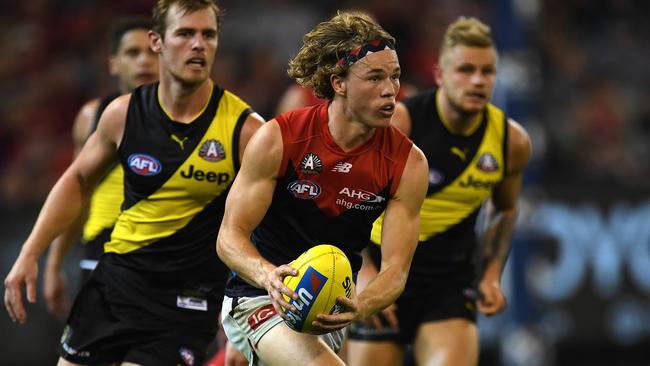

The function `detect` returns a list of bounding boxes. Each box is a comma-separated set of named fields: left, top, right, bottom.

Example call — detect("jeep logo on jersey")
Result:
left=476, top=153, right=499, bottom=172
left=287, top=180, right=321, bottom=199
left=284, top=266, right=328, bottom=331
left=128, top=154, right=162, bottom=176
left=339, top=187, right=385, bottom=203
left=300, top=153, right=322, bottom=174
left=199, top=139, right=226, bottom=162
left=180, top=165, right=230, bottom=184
left=459, top=174, right=497, bottom=190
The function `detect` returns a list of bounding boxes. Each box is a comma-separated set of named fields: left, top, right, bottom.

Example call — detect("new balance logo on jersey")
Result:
left=331, top=162, right=353, bottom=173
left=171, top=134, right=188, bottom=149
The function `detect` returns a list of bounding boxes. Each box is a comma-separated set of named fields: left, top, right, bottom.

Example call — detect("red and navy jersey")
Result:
left=226, top=103, right=413, bottom=297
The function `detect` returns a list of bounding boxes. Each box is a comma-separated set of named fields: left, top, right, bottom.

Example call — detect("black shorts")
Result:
left=348, top=281, right=477, bottom=344
left=59, top=257, right=221, bottom=365
left=348, top=244, right=477, bottom=344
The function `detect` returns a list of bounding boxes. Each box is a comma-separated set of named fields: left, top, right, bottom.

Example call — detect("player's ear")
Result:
left=433, top=62, right=443, bottom=87
left=149, top=30, right=162, bottom=53
left=331, top=74, right=346, bottom=97
left=108, top=55, right=118, bottom=76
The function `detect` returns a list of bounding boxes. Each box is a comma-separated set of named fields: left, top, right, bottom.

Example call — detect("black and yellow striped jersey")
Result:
left=105, top=82, right=252, bottom=284
left=370, top=89, right=507, bottom=285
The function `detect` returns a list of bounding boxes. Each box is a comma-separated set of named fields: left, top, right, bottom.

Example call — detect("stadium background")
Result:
left=1, top=0, right=649, bottom=364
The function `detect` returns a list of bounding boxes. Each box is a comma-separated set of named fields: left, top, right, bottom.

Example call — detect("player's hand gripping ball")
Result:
left=282, top=244, right=353, bottom=333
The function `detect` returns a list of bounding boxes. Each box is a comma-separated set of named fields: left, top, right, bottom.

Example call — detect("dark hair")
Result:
left=108, top=16, right=152, bottom=55
left=152, top=0, right=222, bottom=38
left=288, top=11, right=395, bottom=100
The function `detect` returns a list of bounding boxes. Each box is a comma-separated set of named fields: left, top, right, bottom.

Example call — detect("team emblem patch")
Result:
left=179, top=347, right=195, bottom=366
left=127, top=154, right=162, bottom=176
left=287, top=180, right=321, bottom=199
left=300, top=153, right=323, bottom=174
left=198, top=139, right=226, bottom=162
left=429, top=168, right=444, bottom=185
left=476, top=153, right=499, bottom=172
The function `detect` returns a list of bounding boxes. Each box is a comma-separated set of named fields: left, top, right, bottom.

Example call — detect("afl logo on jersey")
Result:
left=476, top=153, right=499, bottom=172
left=128, top=154, right=162, bottom=176
left=288, top=180, right=321, bottom=199
left=199, top=139, right=226, bottom=162
left=300, top=153, right=323, bottom=175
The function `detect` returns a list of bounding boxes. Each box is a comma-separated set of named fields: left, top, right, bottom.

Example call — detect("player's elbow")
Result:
left=215, top=227, right=234, bottom=265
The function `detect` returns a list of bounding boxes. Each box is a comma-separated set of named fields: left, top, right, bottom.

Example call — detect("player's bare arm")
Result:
left=314, top=145, right=428, bottom=332
left=43, top=98, right=101, bottom=319
left=217, top=120, right=299, bottom=317
left=3, top=95, right=128, bottom=324
left=478, top=118, right=531, bottom=315
left=236, top=112, right=265, bottom=162
left=355, top=247, right=400, bottom=330
left=72, top=99, right=101, bottom=154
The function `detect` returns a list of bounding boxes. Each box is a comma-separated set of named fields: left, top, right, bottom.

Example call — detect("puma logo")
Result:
left=171, top=134, right=188, bottom=149
left=450, top=146, right=469, bottom=162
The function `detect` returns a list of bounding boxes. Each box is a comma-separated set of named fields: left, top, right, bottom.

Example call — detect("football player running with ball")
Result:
left=217, top=10, right=428, bottom=366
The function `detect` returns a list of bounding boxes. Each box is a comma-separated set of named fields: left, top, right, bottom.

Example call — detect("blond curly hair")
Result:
left=288, top=11, right=395, bottom=100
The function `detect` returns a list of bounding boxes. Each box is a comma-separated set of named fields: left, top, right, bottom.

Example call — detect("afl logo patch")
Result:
left=476, top=153, right=499, bottom=172
left=300, top=153, right=323, bottom=174
left=199, top=139, right=226, bottom=162
left=128, top=154, right=162, bottom=176
left=288, top=180, right=321, bottom=199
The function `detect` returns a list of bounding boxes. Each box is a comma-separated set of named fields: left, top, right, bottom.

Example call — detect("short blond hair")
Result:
left=439, top=16, right=494, bottom=66
left=288, top=11, right=395, bottom=100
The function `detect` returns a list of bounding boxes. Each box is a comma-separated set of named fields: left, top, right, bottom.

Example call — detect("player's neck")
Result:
left=436, top=90, right=481, bottom=136
left=327, top=100, right=375, bottom=152
left=158, top=77, right=213, bottom=123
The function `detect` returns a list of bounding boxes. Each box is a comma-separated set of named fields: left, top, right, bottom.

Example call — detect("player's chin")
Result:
left=370, top=115, right=393, bottom=128
left=463, top=100, right=487, bottom=113
left=181, top=71, right=209, bottom=84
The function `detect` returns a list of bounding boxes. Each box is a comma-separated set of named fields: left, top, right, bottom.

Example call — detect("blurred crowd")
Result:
left=538, top=0, right=650, bottom=193
left=2, top=0, right=649, bottom=207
